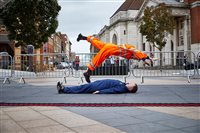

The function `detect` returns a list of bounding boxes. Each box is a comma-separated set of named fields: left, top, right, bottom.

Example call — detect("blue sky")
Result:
left=57, top=0, right=124, bottom=53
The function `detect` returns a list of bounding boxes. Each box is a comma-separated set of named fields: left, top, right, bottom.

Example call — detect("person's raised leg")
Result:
left=77, top=33, right=105, bottom=50
left=83, top=46, right=112, bottom=83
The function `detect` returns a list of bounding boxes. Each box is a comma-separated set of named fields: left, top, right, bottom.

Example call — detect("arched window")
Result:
left=171, top=40, right=174, bottom=51
left=142, top=43, right=145, bottom=51
left=112, top=34, right=117, bottom=44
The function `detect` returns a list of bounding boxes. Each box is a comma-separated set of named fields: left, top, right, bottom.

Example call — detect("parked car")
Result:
left=56, top=62, right=70, bottom=69
left=184, top=61, right=200, bottom=70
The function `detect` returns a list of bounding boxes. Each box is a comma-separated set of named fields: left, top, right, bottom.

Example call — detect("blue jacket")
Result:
left=63, top=79, right=130, bottom=94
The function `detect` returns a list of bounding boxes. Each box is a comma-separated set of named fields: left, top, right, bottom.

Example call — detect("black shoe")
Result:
left=77, top=33, right=87, bottom=42
left=151, top=62, right=153, bottom=67
left=77, top=33, right=83, bottom=42
left=83, top=72, right=91, bottom=83
left=57, top=82, right=64, bottom=94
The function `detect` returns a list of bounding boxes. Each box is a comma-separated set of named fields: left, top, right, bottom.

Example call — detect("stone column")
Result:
left=138, top=32, right=143, bottom=50
left=183, top=15, right=189, bottom=52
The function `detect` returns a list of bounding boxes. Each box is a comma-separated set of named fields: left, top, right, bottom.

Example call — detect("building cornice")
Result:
left=135, top=0, right=189, bottom=22
left=109, top=18, right=135, bottom=28
left=98, top=18, right=134, bottom=37
left=191, top=1, right=200, bottom=8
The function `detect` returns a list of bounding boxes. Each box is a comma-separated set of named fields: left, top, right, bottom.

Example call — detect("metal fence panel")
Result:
left=129, top=51, right=196, bottom=78
left=0, top=52, right=13, bottom=79
left=1, top=51, right=198, bottom=83
left=196, top=52, right=200, bottom=76
left=13, top=53, right=72, bottom=78
left=11, top=53, right=129, bottom=79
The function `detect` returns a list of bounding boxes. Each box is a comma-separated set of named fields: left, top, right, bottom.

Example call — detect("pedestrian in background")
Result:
left=74, top=56, right=80, bottom=71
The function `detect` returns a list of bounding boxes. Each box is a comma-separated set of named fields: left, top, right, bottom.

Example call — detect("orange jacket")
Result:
left=87, top=36, right=147, bottom=71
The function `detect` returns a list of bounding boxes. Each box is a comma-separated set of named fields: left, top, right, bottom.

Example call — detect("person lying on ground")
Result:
left=57, top=79, right=138, bottom=94
left=77, top=33, right=153, bottom=83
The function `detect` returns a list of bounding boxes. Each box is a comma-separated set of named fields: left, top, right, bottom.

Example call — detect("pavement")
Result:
left=0, top=76, right=200, bottom=133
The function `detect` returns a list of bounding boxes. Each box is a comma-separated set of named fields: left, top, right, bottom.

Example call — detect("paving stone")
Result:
left=100, top=116, right=146, bottom=127
left=6, top=109, right=46, bottom=121
left=116, top=108, right=155, bottom=116
left=82, top=112, right=125, bottom=121
left=51, top=115, right=99, bottom=128
left=40, top=108, right=100, bottom=128
left=1, top=119, right=27, bottom=133
left=65, top=107, right=199, bottom=133
left=133, top=112, right=179, bottom=122
left=39, top=109, right=75, bottom=116
left=139, top=107, right=200, bottom=120
left=178, top=111, right=200, bottom=120
left=18, top=118, right=60, bottom=128
left=26, top=125, right=75, bottom=133
left=0, top=113, right=10, bottom=120
left=139, top=107, right=199, bottom=114
left=117, top=122, right=174, bottom=133
left=71, top=124, right=123, bottom=133
left=156, top=117, right=199, bottom=129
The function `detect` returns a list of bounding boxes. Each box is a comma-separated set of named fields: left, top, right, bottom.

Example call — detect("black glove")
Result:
left=142, top=56, right=153, bottom=67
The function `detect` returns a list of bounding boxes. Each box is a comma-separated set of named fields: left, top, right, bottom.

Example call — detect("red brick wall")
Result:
left=184, top=0, right=199, bottom=4
left=190, top=1, right=200, bottom=44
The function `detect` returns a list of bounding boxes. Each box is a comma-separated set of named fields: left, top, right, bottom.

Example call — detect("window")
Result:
left=112, top=34, right=117, bottom=44
left=143, top=43, right=145, bottom=51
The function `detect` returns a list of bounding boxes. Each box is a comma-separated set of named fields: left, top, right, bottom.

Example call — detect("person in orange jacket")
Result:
left=77, top=33, right=153, bottom=83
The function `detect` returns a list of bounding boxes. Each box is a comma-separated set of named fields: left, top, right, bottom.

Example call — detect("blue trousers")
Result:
left=63, top=79, right=129, bottom=94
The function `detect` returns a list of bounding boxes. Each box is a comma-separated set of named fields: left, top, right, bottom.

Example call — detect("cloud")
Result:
left=59, top=0, right=124, bottom=3
left=57, top=0, right=124, bottom=53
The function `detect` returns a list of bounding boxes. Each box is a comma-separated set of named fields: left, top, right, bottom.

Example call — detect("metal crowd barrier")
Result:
left=12, top=53, right=82, bottom=83
left=2, top=53, right=129, bottom=83
left=128, top=51, right=197, bottom=83
left=0, top=52, right=13, bottom=83
left=1, top=51, right=199, bottom=84
left=196, top=52, right=200, bottom=76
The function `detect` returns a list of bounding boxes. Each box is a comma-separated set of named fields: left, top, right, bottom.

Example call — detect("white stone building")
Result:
left=97, top=0, right=200, bottom=66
